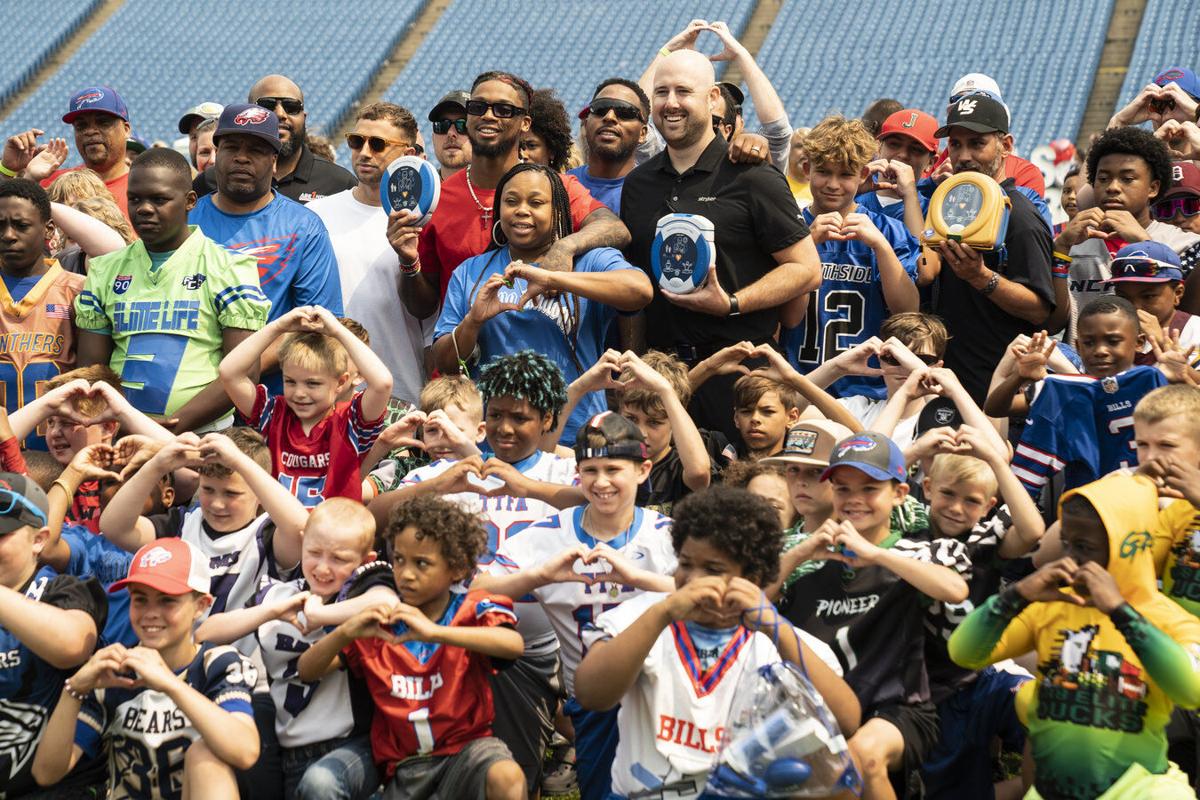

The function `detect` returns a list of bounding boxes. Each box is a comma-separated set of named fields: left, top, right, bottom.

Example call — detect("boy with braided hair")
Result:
left=370, top=350, right=581, bottom=793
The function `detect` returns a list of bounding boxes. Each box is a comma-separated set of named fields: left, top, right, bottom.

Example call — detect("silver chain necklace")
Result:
left=465, top=165, right=492, bottom=222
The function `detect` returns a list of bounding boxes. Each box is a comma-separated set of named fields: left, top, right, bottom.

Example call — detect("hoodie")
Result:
left=948, top=473, right=1200, bottom=800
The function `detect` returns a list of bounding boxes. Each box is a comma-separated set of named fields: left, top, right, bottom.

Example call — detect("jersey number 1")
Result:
left=408, top=707, right=435, bottom=754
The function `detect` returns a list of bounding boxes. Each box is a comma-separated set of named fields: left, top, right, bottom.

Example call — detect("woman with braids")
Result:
left=520, top=88, right=575, bottom=172
left=433, top=162, right=652, bottom=445
left=368, top=350, right=584, bottom=794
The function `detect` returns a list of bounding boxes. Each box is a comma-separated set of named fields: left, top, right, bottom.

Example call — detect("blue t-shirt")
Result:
left=567, top=166, right=625, bottom=214
left=61, top=526, right=136, bottom=647
left=435, top=246, right=636, bottom=445
left=189, top=191, right=342, bottom=321
left=1, top=273, right=42, bottom=301
left=782, top=204, right=920, bottom=400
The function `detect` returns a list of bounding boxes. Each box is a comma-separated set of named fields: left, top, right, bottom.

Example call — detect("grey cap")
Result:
left=428, top=90, right=470, bottom=122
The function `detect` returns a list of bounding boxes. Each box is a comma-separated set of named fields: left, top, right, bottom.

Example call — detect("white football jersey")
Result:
left=489, top=505, right=677, bottom=694
left=254, top=579, right=363, bottom=748
left=587, top=592, right=782, bottom=795
left=404, top=451, right=578, bottom=656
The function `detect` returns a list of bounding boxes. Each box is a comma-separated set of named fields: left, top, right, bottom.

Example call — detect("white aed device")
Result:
left=380, top=155, right=441, bottom=226
left=651, top=213, right=716, bottom=294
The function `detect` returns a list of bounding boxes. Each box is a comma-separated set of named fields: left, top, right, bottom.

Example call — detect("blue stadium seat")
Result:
left=1114, top=0, right=1200, bottom=116
left=0, top=0, right=424, bottom=166
left=744, top=0, right=1114, bottom=156
left=0, top=1, right=100, bottom=109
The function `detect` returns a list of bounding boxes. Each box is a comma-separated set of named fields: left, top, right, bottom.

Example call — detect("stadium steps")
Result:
left=0, top=0, right=123, bottom=123
left=1077, top=0, right=1147, bottom=143
left=720, top=0, right=783, bottom=87
left=330, top=0, right=450, bottom=145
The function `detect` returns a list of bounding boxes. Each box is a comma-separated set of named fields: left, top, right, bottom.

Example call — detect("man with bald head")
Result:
left=192, top=74, right=356, bottom=203
left=620, top=49, right=821, bottom=444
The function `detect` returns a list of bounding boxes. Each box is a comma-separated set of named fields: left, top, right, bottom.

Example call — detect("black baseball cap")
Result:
left=213, top=103, right=281, bottom=153
left=717, top=81, right=744, bottom=108
left=934, top=94, right=1009, bottom=138
left=428, top=90, right=470, bottom=122
left=573, top=411, right=649, bottom=463
left=0, top=473, right=48, bottom=534
left=916, top=397, right=964, bottom=438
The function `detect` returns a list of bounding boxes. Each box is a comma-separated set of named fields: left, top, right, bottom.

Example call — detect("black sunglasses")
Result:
left=465, top=100, right=526, bottom=119
left=432, top=118, right=468, bottom=135
left=345, top=133, right=412, bottom=153
left=588, top=99, right=643, bottom=122
left=256, top=96, right=304, bottom=115
left=880, top=352, right=939, bottom=367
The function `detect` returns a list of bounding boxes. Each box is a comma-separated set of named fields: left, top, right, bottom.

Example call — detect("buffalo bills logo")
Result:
left=113, top=274, right=132, bottom=295
left=139, top=546, right=173, bottom=568
left=234, top=107, right=269, bottom=126
left=74, top=89, right=104, bottom=108
left=181, top=273, right=206, bottom=290
left=836, top=437, right=878, bottom=457
left=1156, top=69, right=1186, bottom=84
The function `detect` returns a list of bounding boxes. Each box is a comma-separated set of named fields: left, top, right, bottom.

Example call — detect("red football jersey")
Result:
left=341, top=590, right=517, bottom=778
left=247, top=385, right=383, bottom=506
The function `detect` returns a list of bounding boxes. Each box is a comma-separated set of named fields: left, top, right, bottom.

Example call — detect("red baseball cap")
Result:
left=1164, top=161, right=1200, bottom=200
left=110, top=538, right=211, bottom=596
left=878, top=109, right=939, bottom=153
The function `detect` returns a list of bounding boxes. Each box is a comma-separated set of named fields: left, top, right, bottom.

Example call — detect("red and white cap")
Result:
left=110, top=538, right=211, bottom=596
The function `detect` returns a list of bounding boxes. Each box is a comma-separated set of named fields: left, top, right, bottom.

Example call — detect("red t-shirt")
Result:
left=42, top=167, right=130, bottom=221
left=929, top=153, right=1046, bottom=197
left=341, top=590, right=517, bottom=778
left=246, top=385, right=384, bottom=506
left=417, top=170, right=605, bottom=302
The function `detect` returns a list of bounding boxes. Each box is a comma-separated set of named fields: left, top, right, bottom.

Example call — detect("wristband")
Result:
left=399, top=256, right=421, bottom=276
left=63, top=679, right=90, bottom=703
left=659, top=46, right=671, bottom=57
left=0, top=163, right=17, bottom=178
left=979, top=271, right=1001, bottom=296
left=1052, top=250, right=1073, bottom=264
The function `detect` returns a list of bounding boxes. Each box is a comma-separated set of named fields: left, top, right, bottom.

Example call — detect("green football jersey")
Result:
left=75, top=227, right=270, bottom=417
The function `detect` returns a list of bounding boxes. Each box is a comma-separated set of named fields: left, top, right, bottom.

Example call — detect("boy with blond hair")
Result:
left=219, top=305, right=392, bottom=505
left=783, top=115, right=920, bottom=401
left=196, top=498, right=398, bottom=799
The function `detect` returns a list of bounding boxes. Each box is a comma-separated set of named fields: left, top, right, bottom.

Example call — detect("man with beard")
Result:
left=33, top=87, right=132, bottom=219
left=308, top=102, right=431, bottom=403
left=394, top=70, right=628, bottom=320
left=620, top=49, right=820, bottom=443
left=188, top=104, right=341, bottom=333
left=925, top=94, right=1055, bottom=402
left=429, top=90, right=472, bottom=181
left=192, top=75, right=356, bottom=203
left=567, top=78, right=649, bottom=213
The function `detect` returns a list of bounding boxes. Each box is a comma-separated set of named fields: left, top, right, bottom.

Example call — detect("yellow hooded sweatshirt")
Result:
left=949, top=473, right=1200, bottom=800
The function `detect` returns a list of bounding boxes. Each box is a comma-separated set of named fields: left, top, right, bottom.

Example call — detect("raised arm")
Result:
left=100, top=436, right=199, bottom=552
left=504, top=261, right=652, bottom=313
left=752, top=346, right=864, bottom=432
left=0, top=584, right=97, bottom=668
left=312, top=307, right=393, bottom=421
left=621, top=351, right=711, bottom=490
left=219, top=312, right=299, bottom=416
left=51, top=202, right=127, bottom=256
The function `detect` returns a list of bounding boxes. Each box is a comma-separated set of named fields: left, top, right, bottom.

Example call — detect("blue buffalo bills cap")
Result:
left=1154, top=67, right=1200, bottom=101
left=821, top=432, right=907, bottom=483
left=63, top=86, right=129, bottom=124
left=213, top=103, right=281, bottom=153
left=1108, top=242, right=1184, bottom=283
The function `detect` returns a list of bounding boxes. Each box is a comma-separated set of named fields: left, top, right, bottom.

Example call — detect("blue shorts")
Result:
left=565, top=697, right=620, bottom=800
left=922, top=666, right=1029, bottom=799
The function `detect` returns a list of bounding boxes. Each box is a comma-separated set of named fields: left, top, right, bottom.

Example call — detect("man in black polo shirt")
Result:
left=193, top=74, right=357, bottom=203
left=620, top=49, right=820, bottom=442
left=928, top=94, right=1055, bottom=402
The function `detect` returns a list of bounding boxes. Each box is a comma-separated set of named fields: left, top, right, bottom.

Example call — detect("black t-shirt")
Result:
left=934, top=178, right=1055, bottom=402
left=620, top=136, right=810, bottom=348
left=636, top=429, right=735, bottom=517
left=192, top=144, right=357, bottom=204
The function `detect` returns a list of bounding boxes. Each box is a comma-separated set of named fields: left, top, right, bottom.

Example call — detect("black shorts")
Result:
left=871, top=700, right=940, bottom=799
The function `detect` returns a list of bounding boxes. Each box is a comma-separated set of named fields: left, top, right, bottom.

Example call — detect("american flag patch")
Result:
left=45, top=303, right=70, bottom=319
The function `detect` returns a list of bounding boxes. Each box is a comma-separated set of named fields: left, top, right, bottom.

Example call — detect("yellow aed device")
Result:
left=921, top=172, right=1011, bottom=250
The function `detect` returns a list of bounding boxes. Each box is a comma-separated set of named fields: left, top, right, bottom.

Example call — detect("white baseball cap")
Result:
left=951, top=73, right=1003, bottom=101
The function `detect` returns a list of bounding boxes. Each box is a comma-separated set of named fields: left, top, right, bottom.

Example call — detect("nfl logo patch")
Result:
left=113, top=275, right=132, bottom=295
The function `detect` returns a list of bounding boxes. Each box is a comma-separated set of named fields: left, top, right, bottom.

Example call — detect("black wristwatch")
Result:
left=727, top=293, right=741, bottom=316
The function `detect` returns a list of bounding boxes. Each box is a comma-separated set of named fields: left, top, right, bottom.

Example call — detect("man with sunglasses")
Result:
left=394, top=70, right=627, bottom=321
left=568, top=79, right=649, bottom=213
left=308, top=103, right=431, bottom=404
left=191, top=75, right=356, bottom=204
left=429, top=90, right=472, bottom=181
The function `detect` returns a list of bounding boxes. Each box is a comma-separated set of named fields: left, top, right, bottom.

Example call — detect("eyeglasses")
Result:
left=465, top=100, right=526, bottom=119
left=345, top=133, right=412, bottom=153
left=255, top=96, right=304, bottom=115
left=586, top=98, right=643, bottom=122
left=0, top=487, right=46, bottom=530
left=1151, top=196, right=1200, bottom=221
left=432, top=118, right=467, bottom=135
left=880, top=352, right=939, bottom=367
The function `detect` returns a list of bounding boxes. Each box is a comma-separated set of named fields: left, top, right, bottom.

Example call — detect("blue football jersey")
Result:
left=0, top=570, right=106, bottom=795
left=61, top=527, right=137, bottom=647
left=854, top=190, right=929, bottom=225
left=782, top=205, right=919, bottom=400
left=1012, top=366, right=1167, bottom=496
